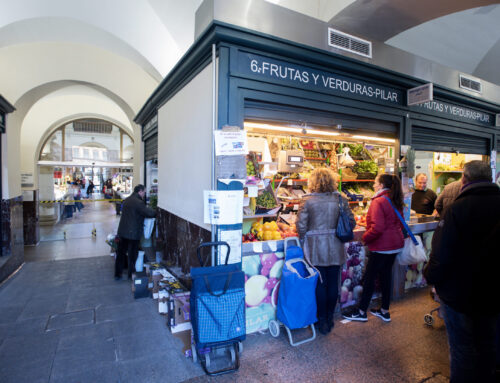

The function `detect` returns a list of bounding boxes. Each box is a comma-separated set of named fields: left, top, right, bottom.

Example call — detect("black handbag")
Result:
left=336, top=194, right=354, bottom=242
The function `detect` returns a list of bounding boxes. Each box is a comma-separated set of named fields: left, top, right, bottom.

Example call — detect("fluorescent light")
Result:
left=244, top=122, right=340, bottom=136
left=307, top=129, right=340, bottom=136
left=352, top=135, right=396, bottom=143
left=244, top=122, right=302, bottom=134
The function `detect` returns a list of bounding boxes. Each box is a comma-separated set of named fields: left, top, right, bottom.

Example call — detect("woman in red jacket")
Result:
left=343, top=174, right=404, bottom=322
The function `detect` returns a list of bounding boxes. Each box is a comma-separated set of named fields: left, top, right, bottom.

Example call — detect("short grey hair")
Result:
left=415, top=173, right=427, bottom=181
left=463, top=161, right=491, bottom=182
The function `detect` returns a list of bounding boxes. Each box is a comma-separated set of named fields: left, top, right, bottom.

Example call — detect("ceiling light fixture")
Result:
left=244, top=122, right=340, bottom=136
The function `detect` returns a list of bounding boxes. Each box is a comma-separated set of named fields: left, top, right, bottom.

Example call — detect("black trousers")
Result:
left=315, top=265, right=340, bottom=325
left=359, top=252, right=397, bottom=312
left=115, top=237, right=139, bottom=278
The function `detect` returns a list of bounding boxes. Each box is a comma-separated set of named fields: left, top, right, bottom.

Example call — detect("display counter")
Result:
left=242, top=220, right=437, bottom=334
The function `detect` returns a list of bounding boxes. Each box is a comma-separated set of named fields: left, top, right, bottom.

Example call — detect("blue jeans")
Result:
left=442, top=303, right=498, bottom=383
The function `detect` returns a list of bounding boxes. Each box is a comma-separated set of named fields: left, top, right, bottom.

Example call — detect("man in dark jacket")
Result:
left=115, top=184, right=156, bottom=280
left=424, top=161, right=500, bottom=383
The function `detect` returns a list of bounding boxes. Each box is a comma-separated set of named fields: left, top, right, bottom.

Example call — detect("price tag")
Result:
left=358, top=201, right=363, bottom=207
left=287, top=179, right=293, bottom=186
left=293, top=204, right=299, bottom=211
left=248, top=185, right=258, bottom=198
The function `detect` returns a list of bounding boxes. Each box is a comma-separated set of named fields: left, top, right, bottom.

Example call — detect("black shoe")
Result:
left=342, top=308, right=367, bottom=322
left=114, top=276, right=122, bottom=281
left=318, top=320, right=329, bottom=335
left=370, top=308, right=391, bottom=322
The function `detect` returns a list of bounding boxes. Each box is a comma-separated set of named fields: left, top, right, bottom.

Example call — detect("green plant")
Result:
left=149, top=195, right=158, bottom=209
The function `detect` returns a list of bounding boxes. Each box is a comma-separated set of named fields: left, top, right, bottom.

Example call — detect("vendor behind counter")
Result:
left=411, top=173, right=437, bottom=215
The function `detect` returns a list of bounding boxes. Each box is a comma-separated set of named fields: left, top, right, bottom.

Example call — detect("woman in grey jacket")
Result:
left=298, top=168, right=355, bottom=334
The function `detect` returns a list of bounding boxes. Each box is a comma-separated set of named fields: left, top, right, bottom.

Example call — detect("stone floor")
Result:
left=1, top=201, right=454, bottom=382
left=0, top=257, right=451, bottom=383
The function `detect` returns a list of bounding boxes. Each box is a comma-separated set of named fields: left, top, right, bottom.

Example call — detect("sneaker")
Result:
left=342, top=308, right=367, bottom=322
left=114, top=276, right=122, bottom=281
left=370, top=308, right=391, bottom=322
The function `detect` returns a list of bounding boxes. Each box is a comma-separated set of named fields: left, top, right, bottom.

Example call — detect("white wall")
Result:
left=158, top=63, right=213, bottom=230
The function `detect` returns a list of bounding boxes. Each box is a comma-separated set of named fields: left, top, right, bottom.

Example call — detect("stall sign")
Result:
left=237, top=52, right=402, bottom=106
left=411, top=99, right=493, bottom=127
left=54, top=171, right=62, bottom=178
left=407, top=83, right=433, bottom=106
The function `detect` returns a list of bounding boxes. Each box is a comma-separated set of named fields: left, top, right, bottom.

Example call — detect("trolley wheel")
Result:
left=269, top=320, right=280, bottom=338
left=238, top=341, right=243, bottom=353
left=230, top=346, right=236, bottom=364
left=204, top=353, right=211, bottom=368
left=424, top=314, right=434, bottom=326
left=191, top=344, right=197, bottom=363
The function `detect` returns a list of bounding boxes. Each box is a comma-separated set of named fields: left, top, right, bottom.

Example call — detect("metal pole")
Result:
left=211, top=43, right=217, bottom=266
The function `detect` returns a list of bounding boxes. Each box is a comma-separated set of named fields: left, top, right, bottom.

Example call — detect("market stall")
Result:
left=135, top=0, right=499, bottom=345
left=239, top=122, right=441, bottom=333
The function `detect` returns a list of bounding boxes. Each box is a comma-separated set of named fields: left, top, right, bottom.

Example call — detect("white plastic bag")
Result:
left=397, top=236, right=427, bottom=265
left=339, top=147, right=355, bottom=167
left=144, top=218, right=155, bottom=239
left=135, top=251, right=145, bottom=272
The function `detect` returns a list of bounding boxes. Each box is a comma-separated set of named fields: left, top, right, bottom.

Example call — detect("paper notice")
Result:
left=218, top=229, right=242, bottom=264
left=214, top=130, right=248, bottom=156
left=204, top=190, right=244, bottom=225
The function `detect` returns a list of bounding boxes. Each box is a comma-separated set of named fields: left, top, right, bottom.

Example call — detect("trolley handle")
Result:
left=196, top=241, right=231, bottom=267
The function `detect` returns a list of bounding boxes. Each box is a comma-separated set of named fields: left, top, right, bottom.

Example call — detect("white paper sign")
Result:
left=214, top=130, right=248, bottom=156
left=203, top=190, right=244, bottom=225
left=218, top=229, right=242, bottom=264
left=247, top=185, right=258, bottom=197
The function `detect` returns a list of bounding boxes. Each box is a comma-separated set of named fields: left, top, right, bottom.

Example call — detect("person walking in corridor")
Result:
left=115, top=184, right=156, bottom=280
left=424, top=161, right=500, bottom=383
left=342, top=174, right=405, bottom=322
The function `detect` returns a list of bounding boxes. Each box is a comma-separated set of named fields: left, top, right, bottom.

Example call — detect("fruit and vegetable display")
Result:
left=243, top=219, right=297, bottom=243
left=347, top=144, right=365, bottom=158
left=246, top=160, right=256, bottom=176
left=353, top=160, right=378, bottom=176
left=256, top=190, right=277, bottom=209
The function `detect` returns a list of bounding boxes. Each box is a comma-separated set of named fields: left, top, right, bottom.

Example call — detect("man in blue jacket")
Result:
left=424, top=161, right=500, bottom=383
left=115, top=184, right=156, bottom=280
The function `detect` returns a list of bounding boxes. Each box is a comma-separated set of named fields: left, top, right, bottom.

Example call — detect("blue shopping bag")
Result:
left=190, top=243, right=246, bottom=347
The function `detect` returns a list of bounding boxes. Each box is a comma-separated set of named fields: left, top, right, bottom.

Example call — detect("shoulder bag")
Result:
left=382, top=196, right=427, bottom=265
left=336, top=194, right=355, bottom=243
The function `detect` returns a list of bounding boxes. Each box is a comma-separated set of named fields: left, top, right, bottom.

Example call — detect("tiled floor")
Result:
left=1, top=202, right=455, bottom=382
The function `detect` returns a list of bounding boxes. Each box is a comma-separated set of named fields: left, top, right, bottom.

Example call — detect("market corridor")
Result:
left=0, top=255, right=450, bottom=382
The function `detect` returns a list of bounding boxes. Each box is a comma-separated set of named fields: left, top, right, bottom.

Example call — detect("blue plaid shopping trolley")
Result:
left=190, top=242, right=245, bottom=376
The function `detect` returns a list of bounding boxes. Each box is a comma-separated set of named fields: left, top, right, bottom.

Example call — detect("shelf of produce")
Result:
left=304, top=157, right=326, bottom=161
left=434, top=171, right=463, bottom=174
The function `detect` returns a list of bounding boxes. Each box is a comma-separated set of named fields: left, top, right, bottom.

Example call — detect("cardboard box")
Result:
left=167, top=291, right=190, bottom=330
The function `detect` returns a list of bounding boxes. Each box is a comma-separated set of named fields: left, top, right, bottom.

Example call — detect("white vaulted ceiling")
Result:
left=0, top=0, right=499, bottom=197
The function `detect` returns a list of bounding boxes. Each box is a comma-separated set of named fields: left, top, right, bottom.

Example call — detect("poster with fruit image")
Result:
left=242, top=252, right=284, bottom=334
